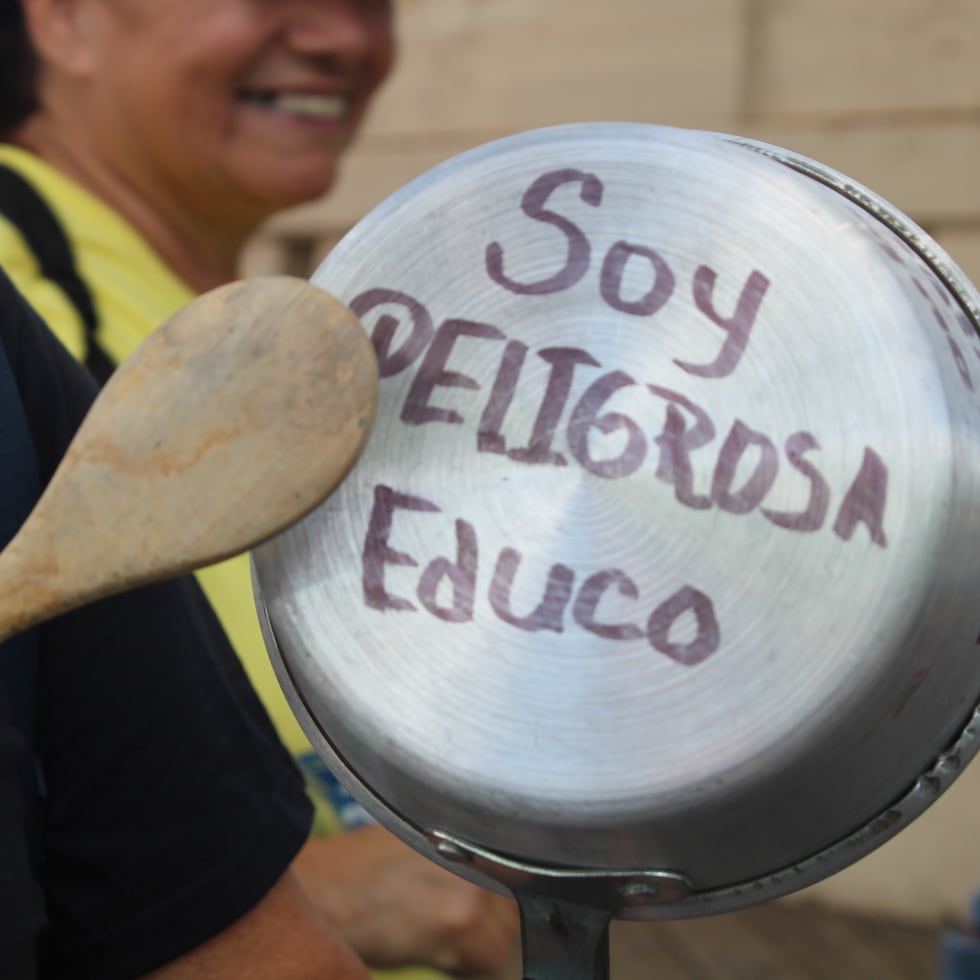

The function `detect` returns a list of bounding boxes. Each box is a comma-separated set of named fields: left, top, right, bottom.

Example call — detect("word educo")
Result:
left=362, top=484, right=721, bottom=667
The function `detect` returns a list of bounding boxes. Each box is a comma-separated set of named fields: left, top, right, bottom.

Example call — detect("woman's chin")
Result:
left=243, top=167, right=340, bottom=216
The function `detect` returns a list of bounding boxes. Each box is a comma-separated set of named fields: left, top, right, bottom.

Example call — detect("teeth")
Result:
left=244, top=92, right=347, bottom=120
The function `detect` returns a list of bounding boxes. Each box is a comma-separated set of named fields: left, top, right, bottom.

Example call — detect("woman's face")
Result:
left=53, top=0, right=395, bottom=220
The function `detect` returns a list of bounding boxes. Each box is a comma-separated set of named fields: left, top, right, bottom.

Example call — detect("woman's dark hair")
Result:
left=0, top=2, right=39, bottom=138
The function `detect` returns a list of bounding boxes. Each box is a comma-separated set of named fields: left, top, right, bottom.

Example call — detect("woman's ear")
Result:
left=20, top=0, right=99, bottom=77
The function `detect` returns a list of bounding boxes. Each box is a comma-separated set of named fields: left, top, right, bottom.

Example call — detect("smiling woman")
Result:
left=0, top=1, right=520, bottom=978
left=11, top=0, right=395, bottom=289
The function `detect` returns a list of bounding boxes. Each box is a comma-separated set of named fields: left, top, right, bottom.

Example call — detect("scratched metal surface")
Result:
left=252, top=123, right=980, bottom=914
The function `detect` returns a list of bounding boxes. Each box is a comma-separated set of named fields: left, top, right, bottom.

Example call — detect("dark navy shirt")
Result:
left=0, top=268, right=313, bottom=979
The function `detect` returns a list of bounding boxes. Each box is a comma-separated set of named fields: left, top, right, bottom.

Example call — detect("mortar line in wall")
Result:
left=736, top=0, right=769, bottom=126
left=738, top=104, right=980, bottom=132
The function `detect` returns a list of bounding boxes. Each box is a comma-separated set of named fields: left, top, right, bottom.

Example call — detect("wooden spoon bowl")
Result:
left=0, top=274, right=377, bottom=643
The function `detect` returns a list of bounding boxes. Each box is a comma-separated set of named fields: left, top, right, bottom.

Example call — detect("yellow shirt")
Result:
left=0, top=144, right=439, bottom=980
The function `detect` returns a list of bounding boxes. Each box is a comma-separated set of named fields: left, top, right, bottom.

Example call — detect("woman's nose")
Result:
left=283, top=0, right=391, bottom=67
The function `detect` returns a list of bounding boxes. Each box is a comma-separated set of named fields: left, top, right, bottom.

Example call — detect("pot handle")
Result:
left=518, top=894, right=612, bottom=980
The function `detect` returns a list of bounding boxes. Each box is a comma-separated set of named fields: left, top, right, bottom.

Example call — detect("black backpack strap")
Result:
left=0, top=163, right=115, bottom=384
left=0, top=334, right=44, bottom=871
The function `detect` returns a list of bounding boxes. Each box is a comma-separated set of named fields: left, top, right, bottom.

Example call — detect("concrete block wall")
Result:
left=243, top=0, right=980, bottom=925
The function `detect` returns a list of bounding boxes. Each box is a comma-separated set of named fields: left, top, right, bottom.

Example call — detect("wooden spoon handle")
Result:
left=0, top=275, right=377, bottom=643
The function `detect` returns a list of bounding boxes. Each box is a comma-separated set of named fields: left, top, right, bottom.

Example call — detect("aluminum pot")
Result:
left=252, top=123, right=980, bottom=977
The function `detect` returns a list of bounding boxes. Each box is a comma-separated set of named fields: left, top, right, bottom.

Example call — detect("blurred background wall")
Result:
left=242, top=0, right=980, bottom=926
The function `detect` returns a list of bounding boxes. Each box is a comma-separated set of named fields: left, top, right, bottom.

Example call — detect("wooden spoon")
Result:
left=0, top=275, right=378, bottom=644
